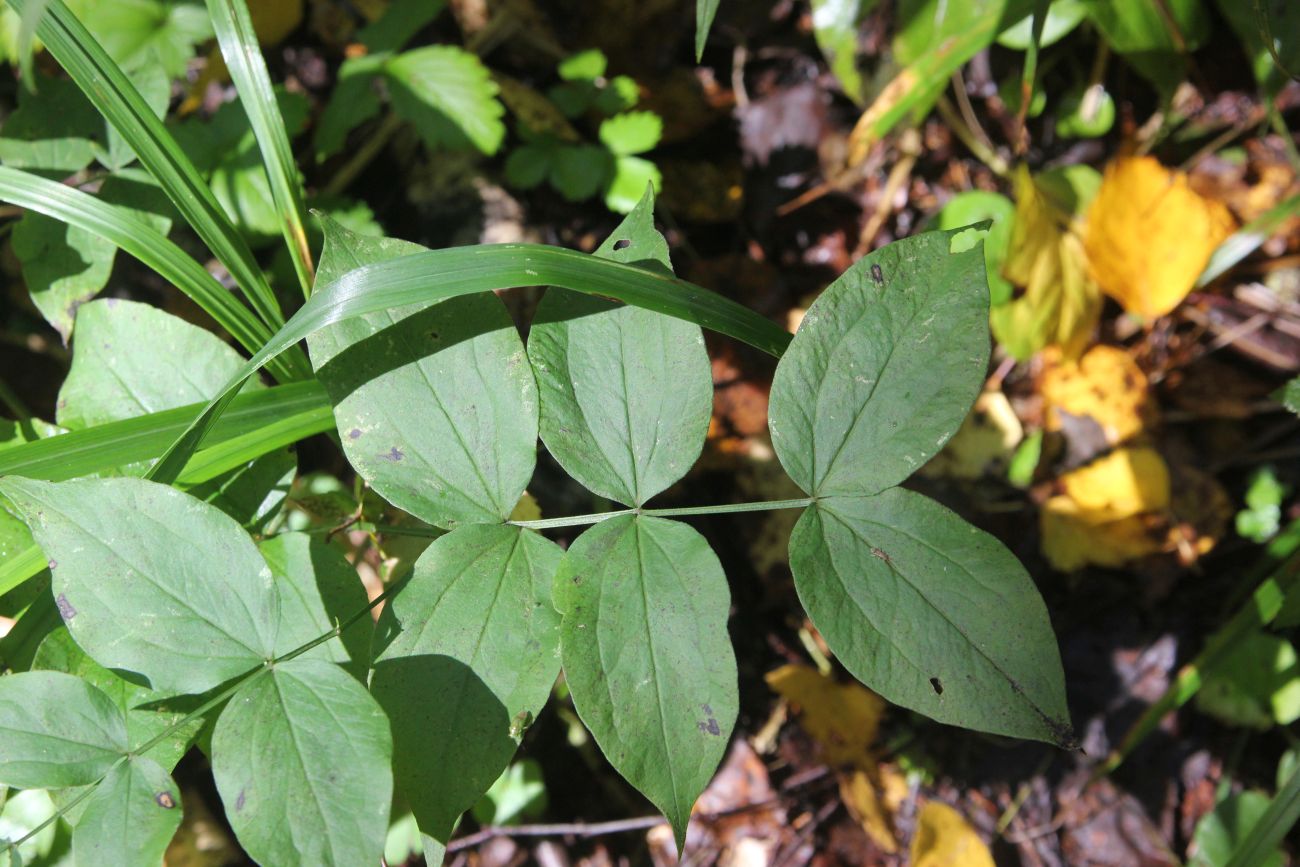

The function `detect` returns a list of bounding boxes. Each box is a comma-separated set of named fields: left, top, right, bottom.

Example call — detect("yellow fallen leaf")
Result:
left=911, top=802, right=996, bottom=867
left=991, top=167, right=1102, bottom=360
left=507, top=491, right=541, bottom=523
left=921, top=390, right=1023, bottom=480
left=1083, top=156, right=1235, bottom=318
left=839, top=768, right=898, bottom=853
left=1041, top=345, right=1152, bottom=446
left=181, top=0, right=305, bottom=114
left=1040, top=447, right=1171, bottom=571
left=765, top=664, right=884, bottom=768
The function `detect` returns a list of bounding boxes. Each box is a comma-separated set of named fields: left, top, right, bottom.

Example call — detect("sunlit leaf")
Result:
left=910, top=802, right=996, bottom=867
left=0, top=671, right=125, bottom=788
left=385, top=45, right=505, bottom=155
left=71, top=756, right=181, bottom=867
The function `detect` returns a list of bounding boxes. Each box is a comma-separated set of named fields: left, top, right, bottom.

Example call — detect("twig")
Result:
left=855, top=128, right=921, bottom=255
left=322, top=112, right=404, bottom=197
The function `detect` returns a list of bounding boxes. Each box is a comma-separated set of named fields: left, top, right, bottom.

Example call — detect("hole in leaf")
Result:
left=949, top=227, right=988, bottom=254
left=929, top=677, right=943, bottom=695
left=613, top=238, right=632, bottom=250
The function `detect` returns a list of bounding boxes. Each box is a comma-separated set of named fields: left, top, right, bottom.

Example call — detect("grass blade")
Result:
left=146, top=243, right=793, bottom=485
left=1197, top=191, right=1300, bottom=287
left=10, top=0, right=293, bottom=338
left=0, top=166, right=310, bottom=383
left=0, top=381, right=330, bottom=482
left=206, top=0, right=315, bottom=297
left=1225, top=759, right=1300, bottom=867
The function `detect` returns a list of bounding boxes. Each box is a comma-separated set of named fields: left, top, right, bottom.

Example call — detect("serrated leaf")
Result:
left=768, top=229, right=989, bottom=498
left=371, top=524, right=562, bottom=845
left=308, top=218, right=537, bottom=527
left=212, top=659, right=392, bottom=867
left=71, top=756, right=181, bottom=867
left=260, top=532, right=372, bottom=677
left=0, top=476, right=279, bottom=694
left=554, top=515, right=737, bottom=849
left=789, top=489, right=1072, bottom=745
left=385, top=45, right=505, bottom=155
left=0, top=671, right=126, bottom=788
left=598, top=111, right=661, bottom=156
left=529, top=189, right=709, bottom=505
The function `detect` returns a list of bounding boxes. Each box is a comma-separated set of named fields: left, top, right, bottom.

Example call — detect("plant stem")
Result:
left=322, top=112, right=404, bottom=197
left=508, top=498, right=815, bottom=530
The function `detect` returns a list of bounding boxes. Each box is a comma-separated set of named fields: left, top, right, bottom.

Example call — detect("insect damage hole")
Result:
left=929, top=677, right=943, bottom=695
left=612, top=238, right=632, bottom=250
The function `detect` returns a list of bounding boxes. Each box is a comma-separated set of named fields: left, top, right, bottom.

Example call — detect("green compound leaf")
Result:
left=789, top=489, right=1073, bottom=745
left=554, top=515, right=737, bottom=849
left=71, top=755, right=182, bottom=867
left=372, top=524, right=562, bottom=846
left=260, top=532, right=373, bottom=678
left=309, top=218, right=537, bottom=527
left=0, top=476, right=279, bottom=694
left=212, top=659, right=393, bottom=867
left=0, top=670, right=126, bottom=788
left=33, top=628, right=198, bottom=775
left=768, top=228, right=989, bottom=498
left=384, top=45, right=505, bottom=155
left=529, top=189, right=710, bottom=506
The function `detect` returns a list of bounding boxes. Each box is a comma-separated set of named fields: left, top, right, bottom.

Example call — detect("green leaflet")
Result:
left=309, top=218, right=538, bottom=527
left=385, top=45, right=505, bottom=155
left=554, top=515, right=737, bottom=850
left=371, top=524, right=562, bottom=846
left=529, top=189, right=711, bottom=506
left=55, top=297, right=294, bottom=530
left=71, top=756, right=182, bottom=867
left=695, top=0, right=720, bottom=59
left=768, top=228, right=990, bottom=498
left=0, top=477, right=279, bottom=694
left=789, top=490, right=1072, bottom=745
left=0, top=73, right=100, bottom=173
left=260, top=533, right=373, bottom=679
left=33, top=628, right=198, bottom=776
left=146, top=241, right=791, bottom=487
left=810, top=0, right=874, bottom=102
left=211, top=659, right=393, bottom=867
left=0, top=671, right=127, bottom=788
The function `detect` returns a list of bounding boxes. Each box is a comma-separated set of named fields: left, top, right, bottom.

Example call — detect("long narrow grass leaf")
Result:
left=1198, top=192, right=1300, bottom=287
left=10, top=0, right=294, bottom=342
left=146, top=244, right=793, bottom=484
left=0, top=166, right=306, bottom=381
left=0, top=381, right=330, bottom=482
left=206, top=0, right=315, bottom=297
left=1224, top=759, right=1300, bottom=867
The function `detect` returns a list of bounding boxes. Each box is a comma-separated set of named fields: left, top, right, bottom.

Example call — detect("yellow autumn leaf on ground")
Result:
left=1041, top=345, right=1152, bottom=446
left=1040, top=447, right=1171, bottom=571
left=839, top=767, right=907, bottom=854
left=911, top=802, right=996, bottom=867
left=991, top=166, right=1102, bottom=360
left=1083, top=156, right=1235, bottom=318
left=921, top=390, right=1024, bottom=480
left=765, top=664, right=884, bottom=767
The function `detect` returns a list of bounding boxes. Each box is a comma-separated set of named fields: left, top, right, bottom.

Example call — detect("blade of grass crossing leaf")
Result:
left=1197, top=192, right=1300, bottom=287
left=0, top=380, right=330, bottom=482
left=146, top=244, right=793, bottom=485
left=696, top=0, right=720, bottom=60
left=9, top=0, right=293, bottom=342
left=0, top=167, right=301, bottom=382
left=1224, top=759, right=1300, bottom=867
left=0, top=545, right=45, bottom=599
left=206, top=0, right=314, bottom=297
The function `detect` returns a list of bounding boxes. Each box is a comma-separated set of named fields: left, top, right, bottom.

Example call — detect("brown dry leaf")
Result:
left=910, top=802, right=996, bottom=867
left=1040, top=447, right=1172, bottom=571
left=992, top=167, right=1103, bottom=360
left=921, top=390, right=1024, bottom=479
left=765, top=664, right=884, bottom=768
left=1041, top=345, right=1152, bottom=446
left=1084, top=156, right=1235, bottom=318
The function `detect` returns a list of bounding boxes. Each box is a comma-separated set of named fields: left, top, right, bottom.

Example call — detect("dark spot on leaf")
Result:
left=871, top=264, right=884, bottom=285
left=348, top=428, right=362, bottom=439
left=929, top=677, right=943, bottom=695
left=698, top=718, right=721, bottom=736
left=572, top=574, right=583, bottom=584
left=235, top=790, right=246, bottom=812
left=871, top=547, right=891, bottom=563
left=155, top=791, right=176, bottom=809
left=428, top=330, right=440, bottom=340
left=702, top=703, right=714, bottom=716
left=55, top=594, right=76, bottom=620
left=379, top=446, right=404, bottom=462
left=613, top=238, right=632, bottom=250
